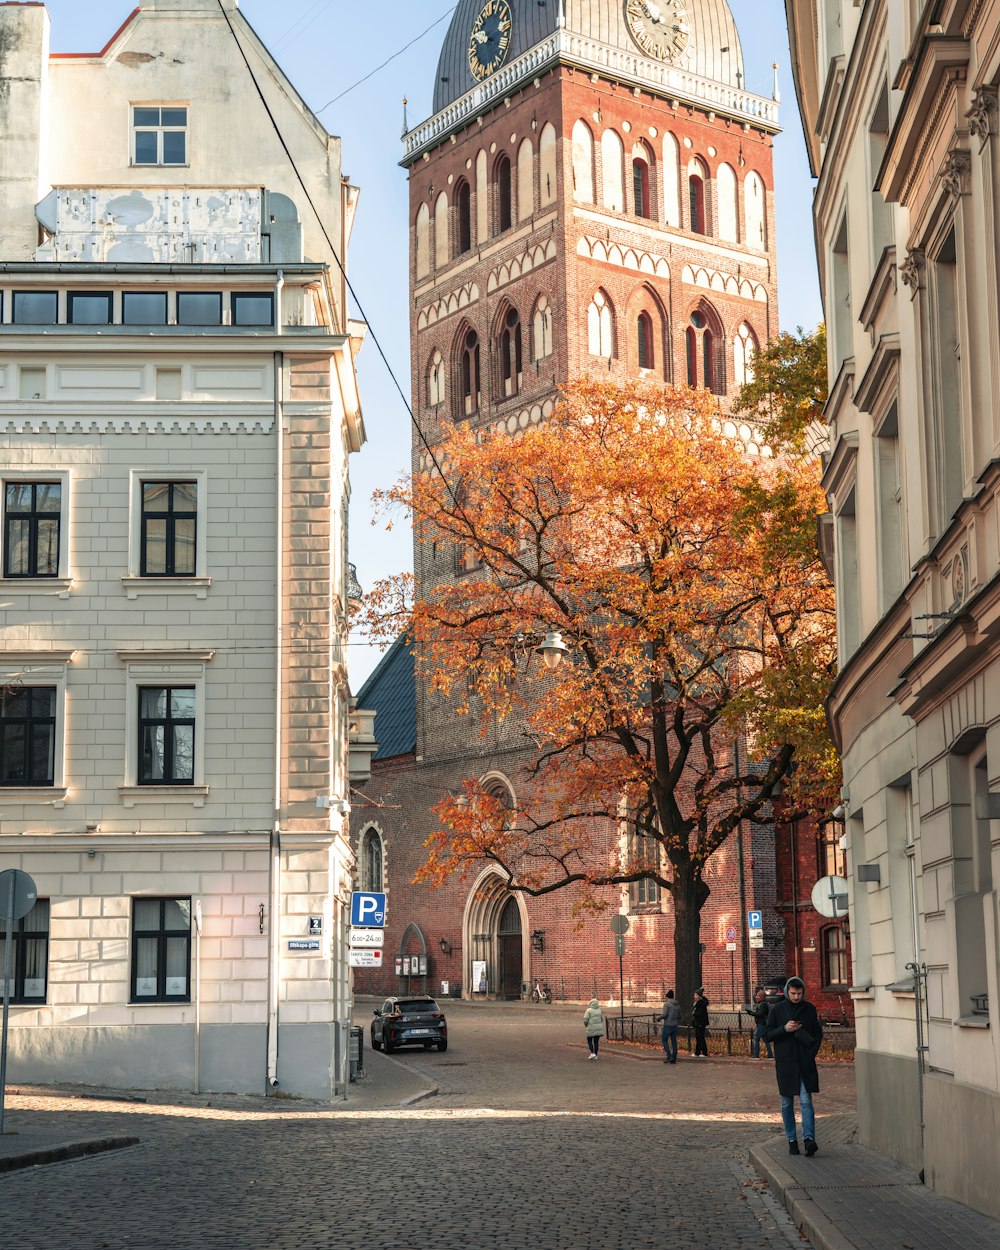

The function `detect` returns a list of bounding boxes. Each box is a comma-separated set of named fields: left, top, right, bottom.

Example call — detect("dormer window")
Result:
left=132, top=105, right=188, bottom=167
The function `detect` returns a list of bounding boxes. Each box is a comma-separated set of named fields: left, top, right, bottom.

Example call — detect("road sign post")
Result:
left=610, top=915, right=629, bottom=1024
left=1, top=869, right=38, bottom=1135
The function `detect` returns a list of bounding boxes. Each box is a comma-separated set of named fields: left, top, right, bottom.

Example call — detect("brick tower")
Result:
left=355, top=0, right=785, bottom=1006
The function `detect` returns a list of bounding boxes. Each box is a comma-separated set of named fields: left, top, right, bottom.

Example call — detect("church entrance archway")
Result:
left=463, top=869, right=527, bottom=1000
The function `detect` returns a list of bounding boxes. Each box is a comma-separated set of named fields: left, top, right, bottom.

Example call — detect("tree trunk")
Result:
left=672, top=860, right=710, bottom=1023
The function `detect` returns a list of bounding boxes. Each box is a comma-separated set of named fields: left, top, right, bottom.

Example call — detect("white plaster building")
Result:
left=0, top=0, right=365, bottom=1100
left=786, top=0, right=1000, bottom=1218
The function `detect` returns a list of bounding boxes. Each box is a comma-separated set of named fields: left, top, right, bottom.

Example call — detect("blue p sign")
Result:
left=351, top=891, right=386, bottom=928
left=747, top=910, right=763, bottom=931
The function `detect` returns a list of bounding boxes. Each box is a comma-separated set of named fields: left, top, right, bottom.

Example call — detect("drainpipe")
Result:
left=274, top=268, right=284, bottom=335
left=193, top=900, right=203, bottom=1094
left=267, top=348, right=285, bottom=1091
left=734, top=739, right=750, bottom=1003
left=791, top=817, right=801, bottom=978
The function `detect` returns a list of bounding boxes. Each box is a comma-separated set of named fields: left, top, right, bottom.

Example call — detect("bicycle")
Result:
left=529, top=978, right=552, bottom=1003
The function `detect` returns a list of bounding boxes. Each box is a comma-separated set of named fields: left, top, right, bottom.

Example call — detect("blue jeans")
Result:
left=587, top=1034, right=599, bottom=1055
left=752, top=1024, right=773, bottom=1058
left=661, top=1024, right=678, bottom=1061
left=780, top=1079, right=815, bottom=1142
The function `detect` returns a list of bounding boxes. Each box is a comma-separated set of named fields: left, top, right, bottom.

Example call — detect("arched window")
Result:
left=428, top=349, right=445, bottom=407
left=733, top=323, right=757, bottom=388
left=717, top=162, right=738, bottom=242
left=476, top=148, right=488, bottom=243
left=360, top=827, right=383, bottom=893
left=602, top=129, right=625, bottom=212
left=533, top=295, right=553, bottom=361
left=588, top=290, right=614, bottom=358
left=572, top=119, right=595, bottom=203
left=455, top=326, right=480, bottom=418
left=745, top=171, right=766, bottom=249
left=637, top=311, right=654, bottom=370
left=539, top=122, right=557, bottom=206
left=517, top=137, right=533, bottom=221
left=498, top=306, right=522, bottom=399
left=662, top=132, right=681, bottom=227
left=632, top=143, right=652, bottom=218
left=415, top=203, right=430, bottom=280
left=688, top=159, right=708, bottom=234
left=434, top=191, right=449, bottom=269
left=686, top=308, right=722, bottom=393
left=495, top=154, right=512, bottom=234
left=455, top=180, right=472, bottom=256
left=822, top=925, right=849, bottom=989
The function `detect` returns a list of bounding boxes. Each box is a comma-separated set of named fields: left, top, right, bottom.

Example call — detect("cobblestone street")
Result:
left=0, top=1003, right=858, bottom=1249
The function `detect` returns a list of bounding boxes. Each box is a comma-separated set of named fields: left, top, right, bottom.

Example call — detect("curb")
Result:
left=749, top=1142, right=857, bottom=1250
left=0, top=1134, right=140, bottom=1174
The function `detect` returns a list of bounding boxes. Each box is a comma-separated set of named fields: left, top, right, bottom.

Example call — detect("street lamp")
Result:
left=535, top=630, right=568, bottom=670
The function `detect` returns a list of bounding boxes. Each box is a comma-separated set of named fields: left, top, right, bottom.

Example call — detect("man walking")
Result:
left=750, top=988, right=773, bottom=1059
left=764, top=976, right=823, bottom=1156
left=692, top=988, right=710, bottom=1057
left=659, top=990, right=682, bottom=1063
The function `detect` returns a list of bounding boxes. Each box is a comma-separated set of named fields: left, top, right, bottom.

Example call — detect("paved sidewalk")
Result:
left=751, top=1113, right=1000, bottom=1250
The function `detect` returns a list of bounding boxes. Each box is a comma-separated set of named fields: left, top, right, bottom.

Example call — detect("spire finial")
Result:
left=401, top=96, right=409, bottom=139
left=772, top=63, right=780, bottom=103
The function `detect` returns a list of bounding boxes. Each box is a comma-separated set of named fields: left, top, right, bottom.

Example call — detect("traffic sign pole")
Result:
left=1, top=872, right=15, bottom=1134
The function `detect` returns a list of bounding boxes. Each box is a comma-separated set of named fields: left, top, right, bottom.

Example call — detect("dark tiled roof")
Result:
left=354, top=637, right=416, bottom=761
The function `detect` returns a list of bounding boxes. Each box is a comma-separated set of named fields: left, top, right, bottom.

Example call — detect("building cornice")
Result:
left=402, top=30, right=779, bottom=165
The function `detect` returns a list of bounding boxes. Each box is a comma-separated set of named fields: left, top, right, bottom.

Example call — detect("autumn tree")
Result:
left=366, top=376, right=836, bottom=1011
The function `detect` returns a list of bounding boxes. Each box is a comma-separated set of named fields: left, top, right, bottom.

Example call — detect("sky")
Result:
left=39, top=1, right=821, bottom=688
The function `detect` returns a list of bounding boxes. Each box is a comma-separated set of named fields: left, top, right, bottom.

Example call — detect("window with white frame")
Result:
left=587, top=291, right=614, bottom=358
left=119, top=650, right=212, bottom=794
left=0, top=898, right=49, bottom=1003
left=131, top=897, right=192, bottom=1002
left=132, top=105, right=188, bottom=166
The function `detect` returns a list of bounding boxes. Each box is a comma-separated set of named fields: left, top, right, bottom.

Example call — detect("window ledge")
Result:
left=848, top=984, right=875, bottom=999
left=128, top=1000, right=192, bottom=1008
left=955, top=1015, right=990, bottom=1029
left=0, top=577, right=73, bottom=598
left=886, top=979, right=916, bottom=995
left=0, top=786, right=69, bottom=807
left=119, top=784, right=208, bottom=808
left=122, top=576, right=211, bottom=600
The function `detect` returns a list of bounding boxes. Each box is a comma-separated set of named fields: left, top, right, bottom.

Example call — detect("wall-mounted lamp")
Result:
left=831, top=803, right=846, bottom=821
left=316, top=796, right=351, bottom=814
left=530, top=929, right=545, bottom=952
left=438, top=937, right=452, bottom=956
left=535, top=631, right=568, bottom=670
left=857, top=864, right=881, bottom=884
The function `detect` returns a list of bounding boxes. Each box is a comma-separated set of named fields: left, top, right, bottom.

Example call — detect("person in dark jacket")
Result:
left=749, top=988, right=773, bottom=1059
left=764, top=976, right=823, bottom=1156
left=658, top=990, right=682, bottom=1063
left=692, top=988, right=709, bottom=1057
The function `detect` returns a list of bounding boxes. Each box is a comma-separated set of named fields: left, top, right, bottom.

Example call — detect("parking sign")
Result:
left=350, top=891, right=386, bottom=927
left=747, top=910, right=763, bottom=931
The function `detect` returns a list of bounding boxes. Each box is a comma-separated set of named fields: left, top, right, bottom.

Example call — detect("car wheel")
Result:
left=371, top=1028, right=381, bottom=1052
left=384, top=1033, right=394, bottom=1054
left=437, top=1039, right=448, bottom=1053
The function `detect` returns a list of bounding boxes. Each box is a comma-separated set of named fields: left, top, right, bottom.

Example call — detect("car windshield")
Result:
left=399, top=1000, right=438, bottom=1013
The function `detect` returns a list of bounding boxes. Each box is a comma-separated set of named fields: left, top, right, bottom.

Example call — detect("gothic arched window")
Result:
left=428, top=349, right=445, bottom=407
left=637, top=311, right=654, bottom=371
left=688, top=160, right=708, bottom=235
left=360, top=827, right=383, bottom=894
left=587, top=290, right=614, bottom=358
left=498, top=306, right=522, bottom=399
left=632, top=143, right=653, bottom=219
left=455, top=327, right=480, bottom=418
left=455, top=180, right=472, bottom=256
left=572, top=120, right=595, bottom=203
left=686, top=308, right=722, bottom=393
left=733, top=323, right=758, bottom=388
left=495, top=154, right=512, bottom=234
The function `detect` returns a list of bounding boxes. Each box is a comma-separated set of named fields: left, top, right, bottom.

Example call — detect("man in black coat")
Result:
left=692, top=988, right=709, bottom=1057
left=764, top=976, right=823, bottom=1156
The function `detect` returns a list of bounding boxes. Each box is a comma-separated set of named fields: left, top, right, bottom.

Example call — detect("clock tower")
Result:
left=356, top=1, right=784, bottom=1004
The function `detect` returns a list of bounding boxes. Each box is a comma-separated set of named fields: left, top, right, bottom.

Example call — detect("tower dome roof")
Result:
left=432, top=0, right=746, bottom=114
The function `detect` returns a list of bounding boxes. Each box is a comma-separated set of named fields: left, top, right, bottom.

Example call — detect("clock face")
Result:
left=625, top=0, right=691, bottom=62
left=468, top=0, right=513, bottom=82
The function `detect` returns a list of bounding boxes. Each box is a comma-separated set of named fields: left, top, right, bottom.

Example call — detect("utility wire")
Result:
left=315, top=5, right=458, bottom=113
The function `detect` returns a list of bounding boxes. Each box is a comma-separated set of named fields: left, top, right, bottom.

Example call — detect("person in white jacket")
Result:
left=583, top=999, right=604, bottom=1059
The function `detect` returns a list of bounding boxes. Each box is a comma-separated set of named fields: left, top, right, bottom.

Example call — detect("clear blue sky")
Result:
left=40, top=2, right=821, bottom=687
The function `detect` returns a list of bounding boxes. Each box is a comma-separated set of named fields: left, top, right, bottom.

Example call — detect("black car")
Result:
left=371, top=996, right=448, bottom=1053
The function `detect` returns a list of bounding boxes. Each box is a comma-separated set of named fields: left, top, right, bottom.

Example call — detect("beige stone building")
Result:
left=786, top=0, right=1000, bottom=1217
left=0, top=0, right=365, bottom=1099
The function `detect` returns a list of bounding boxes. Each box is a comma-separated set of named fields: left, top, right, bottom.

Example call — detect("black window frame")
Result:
left=122, top=291, right=168, bottom=326
left=67, top=292, right=112, bottom=325
left=231, top=292, right=275, bottom=327
left=495, top=154, right=512, bottom=234
left=0, top=685, right=57, bottom=787
left=140, top=480, right=197, bottom=577
left=12, top=291, right=57, bottom=325
left=130, top=897, right=192, bottom=1003
left=0, top=899, right=50, bottom=1004
left=138, top=686, right=196, bottom=786
left=3, top=480, right=61, bottom=578
left=176, top=292, right=222, bottom=327
left=637, top=311, right=654, bottom=370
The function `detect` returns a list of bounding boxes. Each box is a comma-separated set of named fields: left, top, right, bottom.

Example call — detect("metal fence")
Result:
left=605, top=1012, right=855, bottom=1058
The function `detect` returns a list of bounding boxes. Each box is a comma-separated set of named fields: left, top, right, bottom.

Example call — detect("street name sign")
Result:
left=349, top=949, right=383, bottom=968
left=350, top=891, right=386, bottom=927
left=349, top=928, right=384, bottom=947
left=288, top=939, right=321, bottom=951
